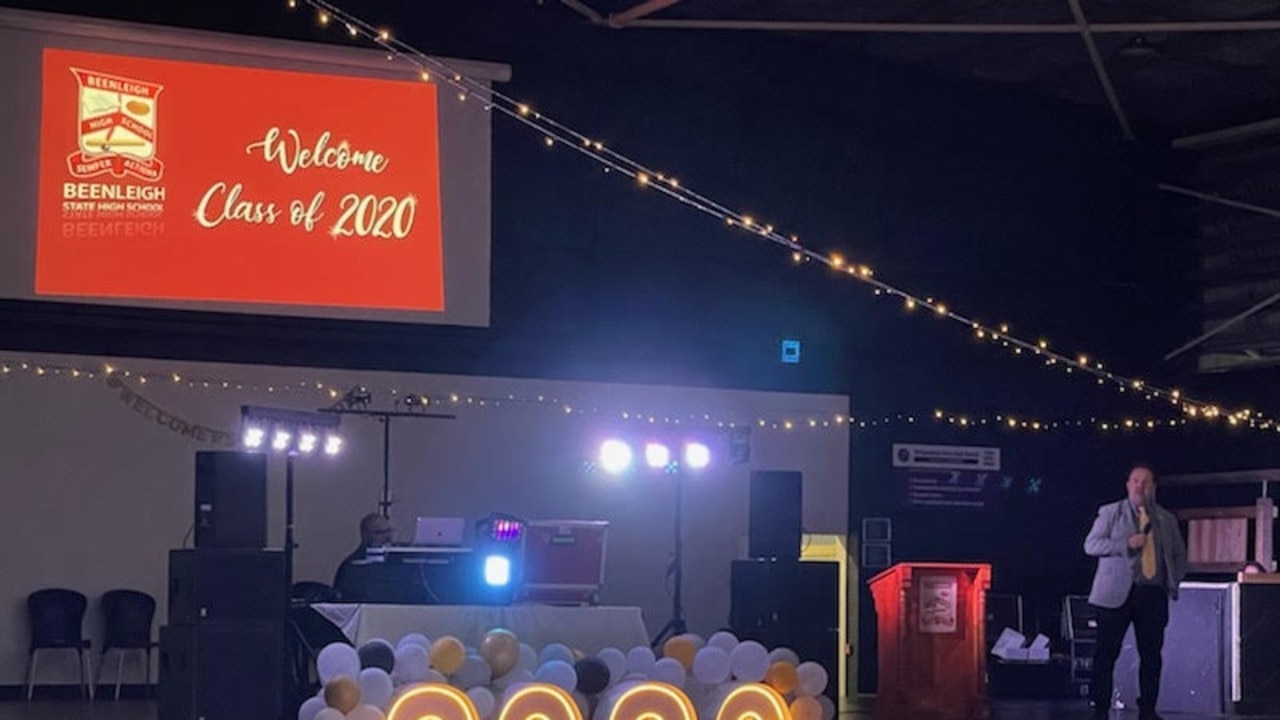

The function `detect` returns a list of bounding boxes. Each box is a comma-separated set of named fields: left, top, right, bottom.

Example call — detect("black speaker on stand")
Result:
left=748, top=470, right=802, bottom=561
left=195, top=451, right=267, bottom=550
left=161, top=450, right=287, bottom=720
left=735, top=471, right=839, bottom=701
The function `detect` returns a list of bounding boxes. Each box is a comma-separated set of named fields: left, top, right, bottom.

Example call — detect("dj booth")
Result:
left=311, top=519, right=648, bottom=651
left=312, top=603, right=649, bottom=653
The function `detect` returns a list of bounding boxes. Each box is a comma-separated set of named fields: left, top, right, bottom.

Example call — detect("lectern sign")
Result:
left=918, top=575, right=958, bottom=633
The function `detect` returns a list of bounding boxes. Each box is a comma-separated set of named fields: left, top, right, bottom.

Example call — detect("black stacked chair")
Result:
left=290, top=581, right=337, bottom=604
left=96, top=589, right=158, bottom=700
left=25, top=588, right=93, bottom=700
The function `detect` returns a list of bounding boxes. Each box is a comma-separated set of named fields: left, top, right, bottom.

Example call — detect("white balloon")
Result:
left=766, top=647, right=800, bottom=667
left=314, top=709, right=345, bottom=720
left=317, top=643, right=360, bottom=684
left=817, top=694, right=836, bottom=720
left=392, top=645, right=430, bottom=686
left=625, top=646, right=656, bottom=676
left=595, top=648, right=626, bottom=687
left=297, top=696, right=326, bottom=720
left=346, top=705, right=386, bottom=720
left=539, top=643, right=575, bottom=666
left=358, top=668, right=394, bottom=710
left=451, top=655, right=493, bottom=690
left=706, top=631, right=738, bottom=653
left=729, top=641, right=768, bottom=682
left=467, top=687, right=496, bottom=720
left=692, top=647, right=730, bottom=685
left=649, top=657, right=686, bottom=688
left=424, top=669, right=448, bottom=684
left=535, top=660, right=578, bottom=694
left=795, top=662, right=828, bottom=697
left=397, top=633, right=431, bottom=650
left=517, top=643, right=540, bottom=673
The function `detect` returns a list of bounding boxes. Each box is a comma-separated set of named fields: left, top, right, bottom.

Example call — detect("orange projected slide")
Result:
left=36, top=48, right=444, bottom=312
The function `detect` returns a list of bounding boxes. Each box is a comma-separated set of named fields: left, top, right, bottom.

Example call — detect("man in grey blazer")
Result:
left=1083, top=463, right=1188, bottom=720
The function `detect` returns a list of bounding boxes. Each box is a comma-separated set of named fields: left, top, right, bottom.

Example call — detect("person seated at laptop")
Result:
left=333, top=513, right=395, bottom=600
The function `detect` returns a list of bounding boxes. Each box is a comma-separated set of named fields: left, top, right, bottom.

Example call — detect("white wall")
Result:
left=0, top=351, right=849, bottom=686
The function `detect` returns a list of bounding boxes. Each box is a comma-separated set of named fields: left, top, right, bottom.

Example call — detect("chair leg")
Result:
left=24, top=649, right=38, bottom=701
left=115, top=649, right=125, bottom=701
left=80, top=649, right=92, bottom=701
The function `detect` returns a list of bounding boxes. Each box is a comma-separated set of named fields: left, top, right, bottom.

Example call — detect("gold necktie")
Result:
left=1139, top=506, right=1157, bottom=580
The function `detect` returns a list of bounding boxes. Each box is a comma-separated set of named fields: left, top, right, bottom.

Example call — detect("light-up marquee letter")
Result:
left=715, top=684, right=793, bottom=720
left=388, top=683, right=480, bottom=720
left=607, top=683, right=698, bottom=720
left=498, top=684, right=584, bottom=720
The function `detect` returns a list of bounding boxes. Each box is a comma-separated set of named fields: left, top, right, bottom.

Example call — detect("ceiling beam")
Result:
left=1159, top=183, right=1280, bottom=220
left=619, top=18, right=1280, bottom=34
left=1066, top=0, right=1133, bottom=140
left=559, top=0, right=605, bottom=25
left=1164, top=290, right=1280, bottom=361
left=1174, top=116, right=1280, bottom=150
left=609, top=0, right=683, bottom=28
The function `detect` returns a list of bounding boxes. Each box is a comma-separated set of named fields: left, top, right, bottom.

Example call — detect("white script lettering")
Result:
left=245, top=128, right=389, bottom=176
left=195, top=182, right=282, bottom=228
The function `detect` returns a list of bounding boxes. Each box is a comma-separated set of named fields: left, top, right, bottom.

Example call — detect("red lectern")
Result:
left=868, top=562, right=991, bottom=720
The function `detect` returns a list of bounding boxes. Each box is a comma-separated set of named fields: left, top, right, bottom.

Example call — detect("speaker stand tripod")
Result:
left=651, top=474, right=688, bottom=648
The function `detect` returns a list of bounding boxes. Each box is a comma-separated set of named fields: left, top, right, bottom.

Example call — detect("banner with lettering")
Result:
left=105, top=374, right=237, bottom=447
left=36, top=48, right=443, bottom=312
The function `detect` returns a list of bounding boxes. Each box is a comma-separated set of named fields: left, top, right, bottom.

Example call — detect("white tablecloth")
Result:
left=313, top=604, right=649, bottom=653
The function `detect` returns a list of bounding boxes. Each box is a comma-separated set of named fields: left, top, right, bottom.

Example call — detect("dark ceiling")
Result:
left=564, top=0, right=1280, bottom=137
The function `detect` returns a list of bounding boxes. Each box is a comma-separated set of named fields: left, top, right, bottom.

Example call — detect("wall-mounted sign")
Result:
left=893, top=443, right=1001, bottom=510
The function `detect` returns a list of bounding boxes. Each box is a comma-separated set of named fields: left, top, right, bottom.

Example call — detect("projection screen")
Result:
left=0, top=8, right=505, bottom=326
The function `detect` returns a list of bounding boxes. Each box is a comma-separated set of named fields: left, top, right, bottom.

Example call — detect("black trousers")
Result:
left=1089, top=585, right=1169, bottom=716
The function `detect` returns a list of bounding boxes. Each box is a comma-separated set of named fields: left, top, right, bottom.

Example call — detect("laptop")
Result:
left=413, top=516, right=466, bottom=547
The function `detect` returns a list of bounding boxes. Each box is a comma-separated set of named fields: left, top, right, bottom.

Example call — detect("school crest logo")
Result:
left=66, top=67, right=165, bottom=181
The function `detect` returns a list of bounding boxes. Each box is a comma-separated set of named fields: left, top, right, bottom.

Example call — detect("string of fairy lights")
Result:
left=2, top=355, right=1272, bottom=436
left=277, top=0, right=1272, bottom=432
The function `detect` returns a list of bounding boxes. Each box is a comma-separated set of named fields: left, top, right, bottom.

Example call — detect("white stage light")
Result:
left=242, top=426, right=265, bottom=449
left=599, top=439, right=633, bottom=474
left=683, top=441, right=711, bottom=469
left=272, top=430, right=292, bottom=451
left=645, top=442, right=671, bottom=469
left=483, top=554, right=512, bottom=587
left=324, top=434, right=343, bottom=456
left=298, top=432, right=318, bottom=454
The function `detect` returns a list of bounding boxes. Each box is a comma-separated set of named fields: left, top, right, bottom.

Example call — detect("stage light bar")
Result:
left=240, top=405, right=343, bottom=456
left=592, top=436, right=715, bottom=474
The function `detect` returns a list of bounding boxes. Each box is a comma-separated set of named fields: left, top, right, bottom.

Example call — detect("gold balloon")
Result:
left=429, top=636, right=466, bottom=675
left=791, top=696, right=822, bottom=720
left=479, top=629, right=519, bottom=677
left=765, top=661, right=799, bottom=695
left=324, top=676, right=361, bottom=714
left=662, top=636, right=697, bottom=671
